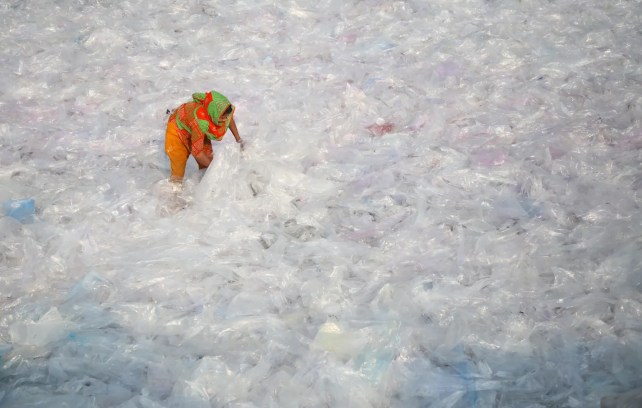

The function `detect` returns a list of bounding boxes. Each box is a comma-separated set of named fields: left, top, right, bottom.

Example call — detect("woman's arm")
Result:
left=229, top=117, right=244, bottom=148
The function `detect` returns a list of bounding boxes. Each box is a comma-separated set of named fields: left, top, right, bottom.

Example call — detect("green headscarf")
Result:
left=188, top=91, right=234, bottom=140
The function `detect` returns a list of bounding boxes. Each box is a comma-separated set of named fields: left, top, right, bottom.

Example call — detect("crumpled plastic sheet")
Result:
left=1, top=0, right=641, bottom=407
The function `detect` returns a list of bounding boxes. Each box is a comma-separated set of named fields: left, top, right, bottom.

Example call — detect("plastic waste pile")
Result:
left=0, top=0, right=641, bottom=407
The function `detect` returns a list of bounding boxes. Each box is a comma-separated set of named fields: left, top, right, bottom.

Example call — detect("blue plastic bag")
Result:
left=3, top=198, right=36, bottom=223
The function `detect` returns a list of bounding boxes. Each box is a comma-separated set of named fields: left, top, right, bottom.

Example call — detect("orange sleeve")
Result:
left=191, top=133, right=204, bottom=157
left=188, top=115, right=207, bottom=157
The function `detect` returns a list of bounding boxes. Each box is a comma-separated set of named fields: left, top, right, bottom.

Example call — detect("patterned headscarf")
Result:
left=192, top=91, right=235, bottom=140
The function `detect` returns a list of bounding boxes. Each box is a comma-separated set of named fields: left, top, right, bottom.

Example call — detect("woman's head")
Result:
left=192, top=90, right=235, bottom=140
left=192, top=91, right=232, bottom=125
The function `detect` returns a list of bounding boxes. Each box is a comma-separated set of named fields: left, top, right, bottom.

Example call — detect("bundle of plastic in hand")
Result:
left=3, top=198, right=36, bottom=223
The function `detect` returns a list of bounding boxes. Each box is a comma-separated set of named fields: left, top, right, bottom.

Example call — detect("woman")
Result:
left=164, top=90, right=244, bottom=182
